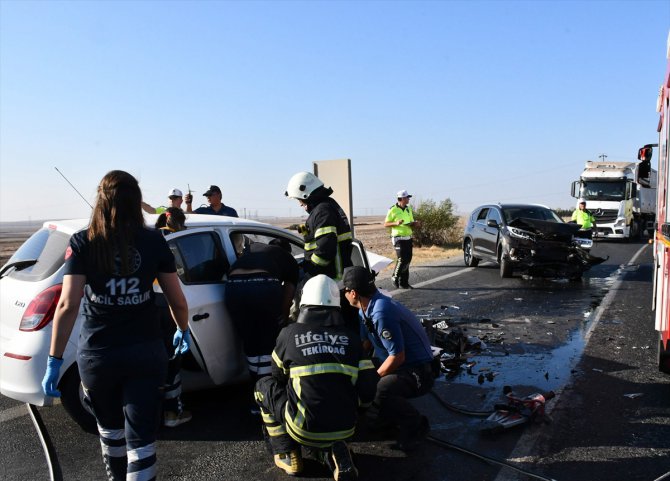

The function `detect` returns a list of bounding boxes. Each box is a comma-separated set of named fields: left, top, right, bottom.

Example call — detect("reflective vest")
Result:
left=385, top=204, right=414, bottom=237
left=571, top=209, right=595, bottom=229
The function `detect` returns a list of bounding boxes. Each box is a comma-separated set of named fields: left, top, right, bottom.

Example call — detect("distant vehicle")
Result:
left=639, top=30, right=670, bottom=374
left=462, top=203, right=603, bottom=280
left=0, top=214, right=372, bottom=430
left=570, top=159, right=656, bottom=240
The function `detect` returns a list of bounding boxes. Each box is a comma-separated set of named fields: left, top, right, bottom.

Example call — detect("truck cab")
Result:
left=571, top=160, right=657, bottom=239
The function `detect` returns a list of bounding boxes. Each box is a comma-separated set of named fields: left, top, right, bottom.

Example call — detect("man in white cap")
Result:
left=142, top=188, right=184, bottom=214
left=383, top=190, right=420, bottom=289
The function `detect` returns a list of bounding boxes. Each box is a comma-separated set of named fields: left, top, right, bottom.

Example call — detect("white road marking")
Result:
left=0, top=404, right=29, bottom=422
left=388, top=266, right=474, bottom=295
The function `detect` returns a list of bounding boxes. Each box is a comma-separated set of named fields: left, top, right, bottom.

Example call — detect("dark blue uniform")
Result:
left=358, top=290, right=433, bottom=446
left=225, top=243, right=299, bottom=379
left=65, top=228, right=176, bottom=481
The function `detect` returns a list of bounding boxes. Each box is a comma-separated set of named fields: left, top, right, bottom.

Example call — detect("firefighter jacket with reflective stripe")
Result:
left=571, top=209, right=596, bottom=229
left=385, top=204, right=415, bottom=238
left=302, top=197, right=353, bottom=280
left=271, top=318, right=378, bottom=448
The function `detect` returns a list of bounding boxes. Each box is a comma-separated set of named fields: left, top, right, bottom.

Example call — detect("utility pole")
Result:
left=598, top=153, right=608, bottom=162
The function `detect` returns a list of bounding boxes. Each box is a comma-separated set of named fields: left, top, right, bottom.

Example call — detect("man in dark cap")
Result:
left=185, top=185, right=238, bottom=217
left=342, top=265, right=433, bottom=452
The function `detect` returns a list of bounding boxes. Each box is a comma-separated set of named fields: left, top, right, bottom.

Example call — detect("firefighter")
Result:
left=571, top=199, right=596, bottom=239
left=254, top=274, right=378, bottom=480
left=285, top=171, right=358, bottom=327
left=342, top=266, right=433, bottom=452
left=284, top=171, right=353, bottom=281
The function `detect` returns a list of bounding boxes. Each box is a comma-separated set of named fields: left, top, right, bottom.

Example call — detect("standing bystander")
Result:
left=142, top=188, right=184, bottom=214
left=185, top=185, right=238, bottom=217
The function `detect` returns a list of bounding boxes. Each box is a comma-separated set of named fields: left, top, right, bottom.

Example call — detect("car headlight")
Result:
left=614, top=218, right=626, bottom=227
left=572, top=237, right=593, bottom=249
left=508, top=227, right=535, bottom=241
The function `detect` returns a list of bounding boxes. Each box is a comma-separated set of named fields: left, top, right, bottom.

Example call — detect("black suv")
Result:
left=462, top=203, right=601, bottom=279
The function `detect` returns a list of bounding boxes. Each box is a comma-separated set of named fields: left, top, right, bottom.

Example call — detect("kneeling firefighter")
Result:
left=254, top=275, right=379, bottom=481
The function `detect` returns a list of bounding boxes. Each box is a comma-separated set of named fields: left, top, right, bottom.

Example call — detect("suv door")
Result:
left=482, top=207, right=503, bottom=258
left=470, top=208, right=489, bottom=258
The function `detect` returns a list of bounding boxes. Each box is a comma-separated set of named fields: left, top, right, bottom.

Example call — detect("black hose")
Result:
left=426, top=435, right=557, bottom=481
left=26, top=403, right=63, bottom=481
left=429, top=389, right=493, bottom=417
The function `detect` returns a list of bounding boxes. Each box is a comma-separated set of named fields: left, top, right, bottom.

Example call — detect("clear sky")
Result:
left=1, top=0, right=668, bottom=222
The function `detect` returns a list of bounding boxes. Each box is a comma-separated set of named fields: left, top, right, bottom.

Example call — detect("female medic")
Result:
left=41, top=170, right=190, bottom=481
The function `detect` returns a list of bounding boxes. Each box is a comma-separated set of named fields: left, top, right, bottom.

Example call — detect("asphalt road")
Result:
left=1, top=239, right=668, bottom=481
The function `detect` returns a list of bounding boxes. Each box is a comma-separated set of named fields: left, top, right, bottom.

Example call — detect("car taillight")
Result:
left=19, top=284, right=63, bottom=331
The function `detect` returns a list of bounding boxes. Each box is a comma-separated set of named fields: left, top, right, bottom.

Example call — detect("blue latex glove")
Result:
left=173, top=328, right=191, bottom=356
left=42, top=356, right=64, bottom=398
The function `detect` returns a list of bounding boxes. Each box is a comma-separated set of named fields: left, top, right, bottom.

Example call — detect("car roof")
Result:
left=476, top=203, right=552, bottom=210
left=41, top=214, right=288, bottom=235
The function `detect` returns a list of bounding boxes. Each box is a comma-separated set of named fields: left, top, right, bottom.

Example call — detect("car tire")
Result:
left=59, top=365, right=97, bottom=434
left=499, top=256, right=513, bottom=278
left=463, top=239, right=479, bottom=267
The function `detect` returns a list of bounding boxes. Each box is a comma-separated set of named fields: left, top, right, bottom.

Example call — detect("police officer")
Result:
left=571, top=198, right=596, bottom=239
left=384, top=190, right=420, bottom=289
left=342, top=266, right=433, bottom=452
left=42, top=170, right=190, bottom=481
left=255, top=275, right=378, bottom=480
left=225, top=238, right=299, bottom=386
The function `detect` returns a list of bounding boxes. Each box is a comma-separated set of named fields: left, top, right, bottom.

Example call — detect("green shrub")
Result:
left=413, top=198, right=459, bottom=247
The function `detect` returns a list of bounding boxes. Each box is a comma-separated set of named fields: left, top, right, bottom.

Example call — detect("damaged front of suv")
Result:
left=502, top=217, right=605, bottom=279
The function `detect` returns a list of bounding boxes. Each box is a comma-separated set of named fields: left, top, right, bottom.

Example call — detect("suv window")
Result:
left=168, top=232, right=229, bottom=284
left=5, top=227, right=70, bottom=281
left=476, top=208, right=490, bottom=222
left=487, top=208, right=502, bottom=225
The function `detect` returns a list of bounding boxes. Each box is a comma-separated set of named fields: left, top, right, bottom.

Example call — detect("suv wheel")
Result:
left=463, top=239, right=479, bottom=267
left=499, top=249, right=513, bottom=278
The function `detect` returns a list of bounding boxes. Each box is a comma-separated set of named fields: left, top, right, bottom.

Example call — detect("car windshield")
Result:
left=502, top=207, right=562, bottom=224
left=580, top=181, right=626, bottom=201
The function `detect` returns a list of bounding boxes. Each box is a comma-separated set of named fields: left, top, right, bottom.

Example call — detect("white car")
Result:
left=0, top=214, right=373, bottom=431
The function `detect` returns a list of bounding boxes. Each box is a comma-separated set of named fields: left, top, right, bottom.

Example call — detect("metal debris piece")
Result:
left=624, top=393, right=644, bottom=399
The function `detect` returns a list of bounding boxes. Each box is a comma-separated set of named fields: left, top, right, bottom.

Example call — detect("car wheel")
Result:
left=463, top=239, right=479, bottom=267
left=59, top=365, right=97, bottom=434
left=499, top=254, right=513, bottom=278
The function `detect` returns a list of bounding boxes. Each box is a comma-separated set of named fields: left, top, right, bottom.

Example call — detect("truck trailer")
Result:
left=570, top=160, right=656, bottom=239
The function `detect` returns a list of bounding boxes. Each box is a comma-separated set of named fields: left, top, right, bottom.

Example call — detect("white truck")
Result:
left=570, top=159, right=657, bottom=239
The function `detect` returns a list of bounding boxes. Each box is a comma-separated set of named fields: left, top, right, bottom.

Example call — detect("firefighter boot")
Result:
left=274, top=450, right=303, bottom=476
left=330, top=441, right=358, bottom=481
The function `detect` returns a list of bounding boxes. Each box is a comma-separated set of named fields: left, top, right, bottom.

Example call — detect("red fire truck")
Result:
left=641, top=31, right=670, bottom=373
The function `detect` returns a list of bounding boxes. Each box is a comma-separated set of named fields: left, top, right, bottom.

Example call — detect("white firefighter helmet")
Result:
left=285, top=171, right=323, bottom=200
left=300, top=274, right=340, bottom=308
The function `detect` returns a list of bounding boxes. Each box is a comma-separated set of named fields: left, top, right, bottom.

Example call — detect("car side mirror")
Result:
left=486, top=219, right=499, bottom=228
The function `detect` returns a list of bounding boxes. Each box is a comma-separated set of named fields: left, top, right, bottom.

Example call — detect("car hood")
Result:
left=508, top=218, right=580, bottom=240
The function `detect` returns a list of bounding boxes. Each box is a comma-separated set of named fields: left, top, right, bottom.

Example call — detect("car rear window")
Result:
left=4, top=227, right=71, bottom=281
